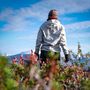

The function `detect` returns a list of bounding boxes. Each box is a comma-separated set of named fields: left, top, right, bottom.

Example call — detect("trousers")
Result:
left=40, top=50, right=60, bottom=63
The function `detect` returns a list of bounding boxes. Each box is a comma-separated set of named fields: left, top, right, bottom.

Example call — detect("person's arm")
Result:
left=60, top=25, right=69, bottom=62
left=35, top=28, right=43, bottom=57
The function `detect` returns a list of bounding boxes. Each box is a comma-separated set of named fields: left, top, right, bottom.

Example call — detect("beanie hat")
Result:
left=47, top=9, right=58, bottom=20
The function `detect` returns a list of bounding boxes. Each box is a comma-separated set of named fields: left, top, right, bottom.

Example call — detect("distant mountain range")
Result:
left=8, top=52, right=30, bottom=62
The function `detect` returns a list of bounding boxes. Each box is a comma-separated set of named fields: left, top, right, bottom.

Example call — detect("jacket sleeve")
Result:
left=35, top=28, right=43, bottom=54
left=60, top=25, right=69, bottom=55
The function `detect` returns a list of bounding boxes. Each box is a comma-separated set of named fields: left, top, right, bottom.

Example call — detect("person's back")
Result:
left=40, top=19, right=63, bottom=52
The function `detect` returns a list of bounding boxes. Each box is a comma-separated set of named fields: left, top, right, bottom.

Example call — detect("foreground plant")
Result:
left=0, top=55, right=18, bottom=90
left=0, top=51, right=90, bottom=90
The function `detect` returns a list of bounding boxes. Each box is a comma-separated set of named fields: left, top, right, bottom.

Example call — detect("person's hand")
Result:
left=65, top=54, right=69, bottom=63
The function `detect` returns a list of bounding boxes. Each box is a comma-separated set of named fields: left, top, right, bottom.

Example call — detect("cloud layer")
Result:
left=65, top=21, right=90, bottom=32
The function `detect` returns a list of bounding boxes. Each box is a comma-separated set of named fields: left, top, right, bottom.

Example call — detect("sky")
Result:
left=0, top=0, right=90, bottom=55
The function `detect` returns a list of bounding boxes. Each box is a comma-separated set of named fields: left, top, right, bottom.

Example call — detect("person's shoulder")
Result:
left=56, top=20, right=64, bottom=29
left=40, top=20, right=48, bottom=29
left=55, top=20, right=65, bottom=31
left=55, top=19, right=61, bottom=26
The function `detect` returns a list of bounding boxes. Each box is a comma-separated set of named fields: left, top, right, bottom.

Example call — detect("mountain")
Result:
left=8, top=52, right=30, bottom=63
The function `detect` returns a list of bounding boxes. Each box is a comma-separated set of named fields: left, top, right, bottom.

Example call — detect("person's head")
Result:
left=47, top=9, right=58, bottom=21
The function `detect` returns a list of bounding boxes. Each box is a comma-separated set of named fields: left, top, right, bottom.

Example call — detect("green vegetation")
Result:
left=0, top=55, right=90, bottom=90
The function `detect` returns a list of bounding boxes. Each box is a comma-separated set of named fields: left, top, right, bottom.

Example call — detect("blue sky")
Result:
left=0, top=0, right=90, bottom=55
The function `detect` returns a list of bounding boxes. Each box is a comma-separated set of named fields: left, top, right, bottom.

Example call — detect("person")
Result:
left=35, top=9, right=69, bottom=63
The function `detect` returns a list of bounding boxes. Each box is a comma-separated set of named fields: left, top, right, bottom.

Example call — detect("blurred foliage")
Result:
left=0, top=54, right=90, bottom=90
left=0, top=55, right=18, bottom=90
left=80, top=79, right=90, bottom=90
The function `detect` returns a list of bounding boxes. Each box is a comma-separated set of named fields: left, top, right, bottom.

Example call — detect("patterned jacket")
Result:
left=35, top=19, right=68, bottom=55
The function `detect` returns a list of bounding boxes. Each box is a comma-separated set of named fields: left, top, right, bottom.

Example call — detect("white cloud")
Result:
left=67, top=32, right=90, bottom=40
left=0, top=8, right=40, bottom=31
left=65, top=21, right=90, bottom=33
left=0, top=8, right=14, bottom=21
left=17, top=34, right=37, bottom=40
left=2, top=17, right=32, bottom=31
left=0, top=10, right=39, bottom=31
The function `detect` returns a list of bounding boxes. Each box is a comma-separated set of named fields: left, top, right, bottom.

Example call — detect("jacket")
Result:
left=35, top=19, right=68, bottom=55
